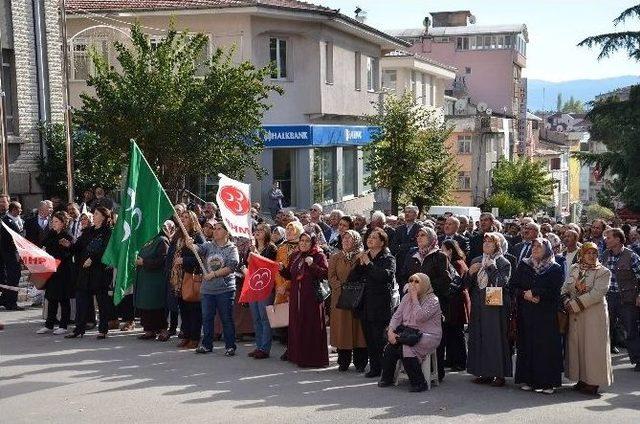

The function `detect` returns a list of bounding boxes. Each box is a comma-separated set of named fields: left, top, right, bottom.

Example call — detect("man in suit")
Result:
left=468, top=212, right=498, bottom=262
left=24, top=200, right=52, bottom=246
left=438, top=216, right=470, bottom=258
left=512, top=222, right=541, bottom=266
left=67, top=202, right=82, bottom=242
left=1, top=201, right=24, bottom=310
left=391, top=205, right=421, bottom=276
left=457, top=215, right=472, bottom=239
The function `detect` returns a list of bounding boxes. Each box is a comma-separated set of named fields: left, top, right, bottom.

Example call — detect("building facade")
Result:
left=65, top=0, right=409, bottom=214
left=1, top=0, right=65, bottom=209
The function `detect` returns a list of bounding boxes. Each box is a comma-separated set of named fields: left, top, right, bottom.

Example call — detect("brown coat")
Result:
left=328, top=251, right=366, bottom=349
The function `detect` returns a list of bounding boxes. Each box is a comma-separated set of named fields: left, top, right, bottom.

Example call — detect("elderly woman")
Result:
left=134, top=221, right=171, bottom=341
left=562, top=242, right=613, bottom=395
left=347, top=228, right=396, bottom=378
left=378, top=273, right=442, bottom=392
left=466, top=232, right=513, bottom=387
left=512, top=238, right=564, bottom=394
left=279, top=232, right=330, bottom=368
left=275, top=221, right=304, bottom=305
left=401, top=226, right=452, bottom=382
left=329, top=230, right=367, bottom=372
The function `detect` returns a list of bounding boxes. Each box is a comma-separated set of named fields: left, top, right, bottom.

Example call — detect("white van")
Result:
left=427, top=206, right=482, bottom=224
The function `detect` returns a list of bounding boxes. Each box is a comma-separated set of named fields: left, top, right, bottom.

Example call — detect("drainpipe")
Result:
left=32, top=0, right=49, bottom=159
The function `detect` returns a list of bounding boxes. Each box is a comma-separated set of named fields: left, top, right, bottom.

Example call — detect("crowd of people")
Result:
left=1, top=189, right=639, bottom=396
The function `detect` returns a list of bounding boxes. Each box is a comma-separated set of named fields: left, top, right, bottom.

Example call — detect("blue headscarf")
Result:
left=523, top=237, right=557, bottom=274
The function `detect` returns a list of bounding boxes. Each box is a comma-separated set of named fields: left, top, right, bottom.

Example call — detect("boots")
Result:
left=403, top=357, right=427, bottom=392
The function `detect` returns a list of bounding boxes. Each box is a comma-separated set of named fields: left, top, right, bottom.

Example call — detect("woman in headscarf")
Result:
left=401, top=226, right=452, bottom=382
left=328, top=229, right=367, bottom=372
left=378, top=272, right=442, bottom=392
left=279, top=232, right=329, bottom=368
left=271, top=226, right=286, bottom=247
left=465, top=232, right=513, bottom=387
left=561, top=242, right=613, bottom=395
left=512, top=237, right=564, bottom=394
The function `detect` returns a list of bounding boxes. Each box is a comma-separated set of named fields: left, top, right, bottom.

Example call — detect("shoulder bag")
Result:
left=394, top=325, right=423, bottom=347
left=181, top=272, right=203, bottom=302
left=336, top=280, right=365, bottom=310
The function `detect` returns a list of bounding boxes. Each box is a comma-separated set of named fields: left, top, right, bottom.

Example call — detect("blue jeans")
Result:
left=249, top=298, right=273, bottom=353
left=201, top=291, right=236, bottom=350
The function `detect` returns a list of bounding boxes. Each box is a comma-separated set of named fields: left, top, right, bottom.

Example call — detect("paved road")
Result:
left=1, top=307, right=638, bottom=423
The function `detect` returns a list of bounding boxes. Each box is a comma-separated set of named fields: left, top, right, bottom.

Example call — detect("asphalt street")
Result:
left=0, top=306, right=638, bottom=424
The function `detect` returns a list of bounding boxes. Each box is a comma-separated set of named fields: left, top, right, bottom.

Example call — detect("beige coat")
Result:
left=328, top=251, right=366, bottom=349
left=561, top=264, right=613, bottom=387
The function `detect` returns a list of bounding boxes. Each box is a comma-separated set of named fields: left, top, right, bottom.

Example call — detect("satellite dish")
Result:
left=454, top=98, right=468, bottom=112
left=485, top=108, right=493, bottom=115
left=477, top=102, right=488, bottom=112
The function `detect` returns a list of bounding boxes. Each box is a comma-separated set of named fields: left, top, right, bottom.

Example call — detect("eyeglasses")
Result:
left=408, top=278, right=420, bottom=284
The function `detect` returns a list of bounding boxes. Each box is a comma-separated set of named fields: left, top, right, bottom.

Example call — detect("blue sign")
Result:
left=262, top=125, right=377, bottom=148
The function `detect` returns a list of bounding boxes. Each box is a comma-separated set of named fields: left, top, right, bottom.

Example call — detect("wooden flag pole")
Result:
left=172, top=209, right=206, bottom=273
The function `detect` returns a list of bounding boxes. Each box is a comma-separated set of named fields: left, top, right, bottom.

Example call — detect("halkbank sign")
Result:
left=262, top=125, right=377, bottom=148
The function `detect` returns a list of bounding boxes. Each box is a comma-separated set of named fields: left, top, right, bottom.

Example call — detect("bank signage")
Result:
left=262, top=125, right=377, bottom=148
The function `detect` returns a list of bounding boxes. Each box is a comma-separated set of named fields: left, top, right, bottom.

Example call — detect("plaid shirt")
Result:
left=604, top=248, right=640, bottom=292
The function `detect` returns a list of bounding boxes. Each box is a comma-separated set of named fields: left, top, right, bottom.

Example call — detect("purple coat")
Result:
left=389, top=293, right=442, bottom=361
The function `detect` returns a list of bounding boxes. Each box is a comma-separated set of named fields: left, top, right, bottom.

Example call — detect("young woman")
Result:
left=37, top=211, right=74, bottom=335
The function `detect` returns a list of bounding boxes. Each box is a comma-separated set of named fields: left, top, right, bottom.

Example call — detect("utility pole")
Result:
left=0, top=27, right=10, bottom=195
left=60, top=0, right=74, bottom=202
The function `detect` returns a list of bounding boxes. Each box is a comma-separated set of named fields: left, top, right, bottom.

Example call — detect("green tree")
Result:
left=585, top=204, right=615, bottom=221
left=561, top=96, right=585, bottom=113
left=37, top=124, right=123, bottom=199
left=76, top=23, right=282, bottom=192
left=490, top=157, right=555, bottom=214
left=364, top=92, right=457, bottom=213
left=486, top=191, right=526, bottom=218
left=556, top=93, right=563, bottom=111
left=577, top=5, right=640, bottom=210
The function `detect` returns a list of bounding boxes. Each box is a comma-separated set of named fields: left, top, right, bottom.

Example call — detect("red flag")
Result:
left=1, top=221, right=60, bottom=287
left=239, top=253, right=279, bottom=303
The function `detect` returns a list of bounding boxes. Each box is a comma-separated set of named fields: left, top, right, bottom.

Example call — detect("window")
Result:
left=484, top=35, right=491, bottom=49
left=313, top=148, right=335, bottom=203
left=354, top=52, right=362, bottom=90
left=342, top=147, right=357, bottom=197
left=434, top=37, right=450, bottom=43
left=410, top=70, right=417, bottom=98
left=269, top=37, right=287, bottom=79
left=469, top=36, right=477, bottom=50
left=361, top=147, right=373, bottom=192
left=421, top=73, right=428, bottom=106
left=458, top=171, right=471, bottom=190
left=504, top=35, right=512, bottom=48
left=550, top=158, right=561, bottom=170
left=1, top=49, right=18, bottom=135
left=457, top=135, right=472, bottom=154
left=382, top=70, right=397, bottom=91
left=465, top=67, right=472, bottom=74
left=71, top=38, right=108, bottom=81
left=325, top=41, right=333, bottom=84
left=456, top=37, right=469, bottom=50
left=366, top=56, right=378, bottom=91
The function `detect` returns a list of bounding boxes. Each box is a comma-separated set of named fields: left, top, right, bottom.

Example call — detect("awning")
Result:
left=262, top=125, right=378, bottom=148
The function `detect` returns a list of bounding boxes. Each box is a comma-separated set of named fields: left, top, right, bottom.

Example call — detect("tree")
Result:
left=577, top=4, right=640, bottom=60
left=585, top=204, right=615, bottom=221
left=364, top=92, right=457, bottom=213
left=561, top=96, right=585, bottom=113
left=485, top=192, right=526, bottom=218
left=37, top=124, right=123, bottom=199
left=556, top=93, right=563, bottom=112
left=489, top=157, right=555, bottom=214
left=76, top=23, right=282, bottom=193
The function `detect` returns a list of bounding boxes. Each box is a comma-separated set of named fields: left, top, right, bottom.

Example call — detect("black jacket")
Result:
left=74, top=225, right=112, bottom=292
left=347, top=248, right=396, bottom=323
left=401, top=248, right=453, bottom=318
left=42, top=230, right=75, bottom=300
left=24, top=215, right=49, bottom=246
left=390, top=222, right=420, bottom=276
left=438, top=233, right=470, bottom=257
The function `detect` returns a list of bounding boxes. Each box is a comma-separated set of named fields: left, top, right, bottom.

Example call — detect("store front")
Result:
left=254, top=124, right=378, bottom=211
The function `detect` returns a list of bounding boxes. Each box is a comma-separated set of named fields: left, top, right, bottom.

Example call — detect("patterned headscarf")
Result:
left=415, top=226, right=439, bottom=261
left=286, top=221, right=304, bottom=241
left=478, top=232, right=503, bottom=289
left=578, top=242, right=601, bottom=270
left=523, top=237, right=557, bottom=274
left=342, top=229, right=363, bottom=260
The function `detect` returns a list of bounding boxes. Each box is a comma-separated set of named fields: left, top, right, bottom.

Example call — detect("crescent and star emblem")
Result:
left=122, top=188, right=143, bottom=242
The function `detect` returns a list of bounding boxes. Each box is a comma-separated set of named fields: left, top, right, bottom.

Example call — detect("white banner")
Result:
left=1, top=221, right=59, bottom=274
left=216, top=173, right=252, bottom=239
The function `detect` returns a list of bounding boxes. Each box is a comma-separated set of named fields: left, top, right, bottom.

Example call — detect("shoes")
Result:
left=108, top=320, right=120, bottom=330
left=53, top=328, right=68, bottom=335
left=36, top=327, right=52, bottom=334
left=409, top=382, right=428, bottom=393
left=491, top=378, right=506, bottom=387
left=120, top=321, right=135, bottom=331
left=168, top=328, right=177, bottom=337
left=96, top=333, right=107, bottom=340
left=156, top=330, right=170, bottom=342
left=365, top=370, right=381, bottom=378
left=472, top=377, right=492, bottom=385
left=253, top=350, right=269, bottom=359
left=572, top=381, right=586, bottom=391
left=177, top=339, right=190, bottom=348
left=338, top=365, right=349, bottom=372
left=634, top=364, right=640, bottom=372
left=611, top=346, right=620, bottom=354
left=137, top=332, right=157, bottom=340
left=378, top=380, right=393, bottom=388
left=195, top=346, right=212, bottom=354
left=520, top=385, right=533, bottom=391
left=248, top=349, right=258, bottom=358
left=579, top=384, right=599, bottom=396
left=280, top=351, right=288, bottom=361
left=65, top=332, right=84, bottom=339
left=4, top=305, right=24, bottom=311
left=186, top=340, right=199, bottom=349
left=224, top=348, right=236, bottom=357
left=541, top=388, right=555, bottom=395
left=177, top=331, right=185, bottom=339
left=85, top=322, right=96, bottom=331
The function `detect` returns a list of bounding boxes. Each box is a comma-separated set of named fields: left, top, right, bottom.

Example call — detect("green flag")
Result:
left=103, top=141, right=174, bottom=305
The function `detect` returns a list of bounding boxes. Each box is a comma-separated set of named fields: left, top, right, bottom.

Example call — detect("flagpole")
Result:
left=173, top=209, right=206, bottom=273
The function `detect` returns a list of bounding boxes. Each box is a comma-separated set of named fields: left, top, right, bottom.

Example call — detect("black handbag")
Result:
left=394, top=325, right=423, bottom=347
left=314, top=279, right=331, bottom=303
left=336, top=280, right=365, bottom=310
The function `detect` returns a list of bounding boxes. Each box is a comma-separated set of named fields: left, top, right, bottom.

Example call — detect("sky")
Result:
left=320, top=0, right=639, bottom=82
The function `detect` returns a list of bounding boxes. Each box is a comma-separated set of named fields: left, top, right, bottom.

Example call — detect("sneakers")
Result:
left=53, top=328, right=68, bottom=335
left=224, top=348, right=236, bottom=357
left=541, top=388, right=555, bottom=395
left=36, top=327, right=52, bottom=334
left=195, top=346, right=212, bottom=354
left=520, top=385, right=533, bottom=391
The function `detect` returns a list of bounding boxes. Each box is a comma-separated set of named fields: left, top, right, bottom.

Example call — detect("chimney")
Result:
left=430, top=11, right=472, bottom=28
left=354, top=7, right=367, bottom=23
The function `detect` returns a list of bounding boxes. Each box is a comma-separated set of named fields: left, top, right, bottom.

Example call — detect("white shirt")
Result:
left=564, top=249, right=579, bottom=276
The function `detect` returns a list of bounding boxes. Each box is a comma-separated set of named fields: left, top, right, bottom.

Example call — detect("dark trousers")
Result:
left=607, top=292, right=623, bottom=346
left=0, top=258, right=20, bottom=308
left=621, top=303, right=640, bottom=363
left=75, top=289, right=111, bottom=335
left=436, top=318, right=446, bottom=381
left=380, top=343, right=426, bottom=387
left=179, top=300, right=202, bottom=342
left=444, top=323, right=467, bottom=368
left=45, top=298, right=71, bottom=329
left=166, top=291, right=180, bottom=332
left=337, top=348, right=368, bottom=370
left=362, top=320, right=387, bottom=374
left=117, top=293, right=135, bottom=321
left=140, top=309, right=167, bottom=333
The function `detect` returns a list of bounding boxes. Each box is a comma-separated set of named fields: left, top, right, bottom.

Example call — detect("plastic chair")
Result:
left=393, top=350, right=439, bottom=390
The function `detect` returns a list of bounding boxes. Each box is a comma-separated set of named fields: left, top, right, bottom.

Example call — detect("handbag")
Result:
left=181, top=272, right=203, bottom=302
left=336, top=280, right=365, bottom=310
left=394, top=325, right=423, bottom=347
left=314, top=278, right=331, bottom=303
left=266, top=302, right=289, bottom=328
